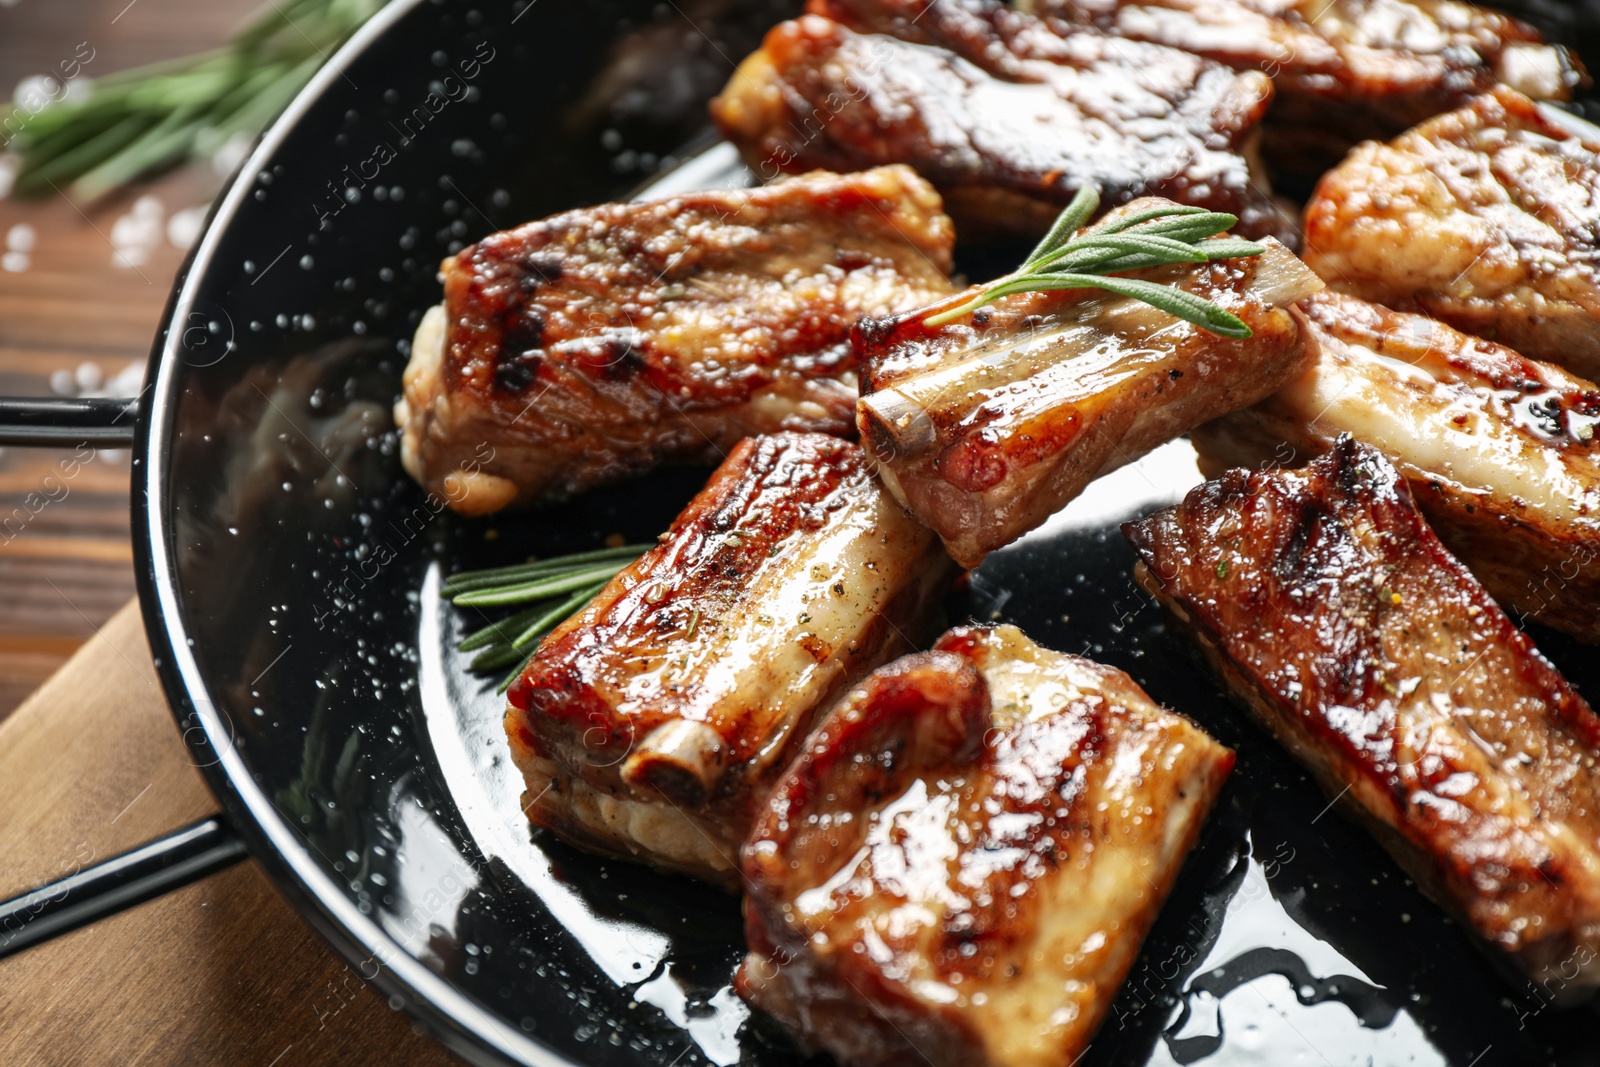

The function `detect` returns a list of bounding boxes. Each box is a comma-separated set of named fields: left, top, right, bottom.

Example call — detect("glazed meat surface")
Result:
left=1031, top=0, right=1582, bottom=167
left=504, top=433, right=955, bottom=888
left=1125, top=436, right=1600, bottom=986
left=1304, top=88, right=1600, bottom=382
left=1194, top=291, right=1600, bottom=643
left=853, top=198, right=1322, bottom=567
left=739, top=624, right=1234, bottom=1067
left=709, top=5, right=1291, bottom=241
left=396, top=166, right=955, bottom=514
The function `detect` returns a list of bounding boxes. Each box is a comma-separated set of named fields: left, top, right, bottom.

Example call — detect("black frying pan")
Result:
left=6, top=1, right=1600, bottom=1064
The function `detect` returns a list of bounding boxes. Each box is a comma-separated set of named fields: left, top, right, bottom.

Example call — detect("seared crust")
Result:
left=504, top=432, right=956, bottom=887
left=1029, top=0, right=1584, bottom=169
left=710, top=5, right=1291, bottom=242
left=1304, top=88, right=1600, bottom=382
left=1194, top=291, right=1600, bottom=643
left=738, top=624, right=1234, bottom=1067
left=1124, top=436, right=1600, bottom=987
left=852, top=197, right=1322, bottom=568
left=397, top=166, right=955, bottom=514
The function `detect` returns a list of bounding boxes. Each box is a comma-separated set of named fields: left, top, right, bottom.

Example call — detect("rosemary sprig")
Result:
left=922, top=184, right=1267, bottom=338
left=3, top=0, right=382, bottom=201
left=447, top=543, right=651, bottom=693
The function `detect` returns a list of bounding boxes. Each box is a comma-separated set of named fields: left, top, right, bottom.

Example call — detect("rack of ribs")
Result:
left=1303, top=87, right=1600, bottom=383
left=709, top=1, right=1293, bottom=242
left=1124, top=435, right=1600, bottom=990
left=503, top=432, right=956, bottom=888
left=853, top=197, right=1322, bottom=568
left=396, top=165, right=955, bottom=514
left=738, top=623, right=1234, bottom=1067
left=1193, top=291, right=1600, bottom=643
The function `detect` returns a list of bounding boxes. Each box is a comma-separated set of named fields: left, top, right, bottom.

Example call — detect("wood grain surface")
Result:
left=0, top=602, right=463, bottom=1067
left=0, top=0, right=264, bottom=718
left=0, top=3, right=462, bottom=1064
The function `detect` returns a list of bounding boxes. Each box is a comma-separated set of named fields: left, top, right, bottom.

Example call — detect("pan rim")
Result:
left=130, top=2, right=585, bottom=1064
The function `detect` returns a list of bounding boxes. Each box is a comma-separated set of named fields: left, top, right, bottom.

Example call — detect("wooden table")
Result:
left=0, top=3, right=461, bottom=1063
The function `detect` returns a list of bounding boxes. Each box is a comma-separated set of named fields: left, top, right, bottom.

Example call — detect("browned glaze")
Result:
left=395, top=166, right=955, bottom=515
left=1028, top=0, right=1583, bottom=170
left=1304, top=87, right=1600, bottom=382
left=1124, top=436, right=1600, bottom=987
left=709, top=4, right=1293, bottom=242
left=738, top=624, right=1234, bottom=1067
left=503, top=433, right=955, bottom=888
left=851, top=197, right=1321, bottom=568
left=1194, top=291, right=1600, bottom=642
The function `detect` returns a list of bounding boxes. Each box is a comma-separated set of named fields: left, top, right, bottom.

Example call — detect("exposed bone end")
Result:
left=442, top=469, right=519, bottom=516
left=708, top=48, right=785, bottom=147
left=1499, top=44, right=1575, bottom=104
left=1251, top=239, right=1325, bottom=309
left=622, top=720, right=727, bottom=807
left=396, top=303, right=447, bottom=486
left=858, top=386, right=938, bottom=462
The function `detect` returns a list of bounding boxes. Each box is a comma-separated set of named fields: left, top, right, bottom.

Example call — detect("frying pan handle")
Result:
left=0, top=396, right=139, bottom=448
left=0, top=815, right=247, bottom=960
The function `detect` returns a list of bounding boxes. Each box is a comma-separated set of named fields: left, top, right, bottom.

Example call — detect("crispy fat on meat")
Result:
left=1304, top=88, right=1600, bottom=382
left=396, top=166, right=955, bottom=515
left=503, top=433, right=955, bottom=888
left=1027, top=0, right=1583, bottom=168
left=852, top=197, right=1322, bottom=568
left=1194, top=291, right=1600, bottom=643
left=1124, top=436, right=1600, bottom=988
left=709, top=6, right=1291, bottom=242
left=738, top=624, right=1234, bottom=1067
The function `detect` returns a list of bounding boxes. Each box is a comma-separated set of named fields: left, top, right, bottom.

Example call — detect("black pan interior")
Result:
left=137, top=1, right=1600, bottom=1065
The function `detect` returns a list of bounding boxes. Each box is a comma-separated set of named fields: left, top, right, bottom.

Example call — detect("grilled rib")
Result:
left=1026, top=0, right=1583, bottom=169
left=1303, top=87, right=1600, bottom=382
left=1193, top=291, right=1600, bottom=643
left=396, top=166, right=955, bottom=515
left=852, top=197, right=1322, bottom=568
left=709, top=4, right=1292, bottom=242
left=503, top=432, right=956, bottom=888
left=738, top=624, right=1234, bottom=1067
left=1124, top=436, right=1600, bottom=988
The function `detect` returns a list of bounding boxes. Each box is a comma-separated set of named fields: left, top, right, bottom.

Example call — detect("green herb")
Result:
left=922, top=184, right=1267, bottom=338
left=447, top=543, right=651, bottom=693
left=3, top=0, right=383, bottom=201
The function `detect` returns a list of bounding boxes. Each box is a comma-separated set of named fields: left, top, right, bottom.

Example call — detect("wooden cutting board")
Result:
left=0, top=600, right=462, bottom=1067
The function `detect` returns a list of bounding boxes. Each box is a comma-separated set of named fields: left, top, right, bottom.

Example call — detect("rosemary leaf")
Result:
left=1097, top=203, right=1215, bottom=234
left=496, top=646, right=542, bottom=696
left=445, top=541, right=652, bottom=692
left=458, top=604, right=552, bottom=653
left=979, top=273, right=1253, bottom=339
left=2, top=0, right=383, bottom=200
left=507, top=581, right=610, bottom=650
left=443, top=544, right=651, bottom=595
left=451, top=563, right=631, bottom=608
left=1022, top=184, right=1100, bottom=269
left=1194, top=238, right=1270, bottom=261
left=921, top=183, right=1266, bottom=334
left=469, top=642, right=526, bottom=673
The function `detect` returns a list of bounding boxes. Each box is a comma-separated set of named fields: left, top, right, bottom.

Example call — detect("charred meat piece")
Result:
left=709, top=7, right=1291, bottom=242
left=853, top=197, right=1322, bottom=568
left=504, top=433, right=956, bottom=888
left=739, top=624, right=1234, bottom=1067
left=1303, top=88, right=1600, bottom=382
left=396, top=166, right=956, bottom=515
left=1028, top=0, right=1583, bottom=169
left=1194, top=291, right=1600, bottom=643
left=1125, top=436, right=1600, bottom=987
